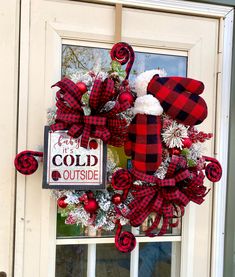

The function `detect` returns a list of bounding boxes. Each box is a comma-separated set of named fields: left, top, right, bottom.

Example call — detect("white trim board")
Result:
left=56, top=235, right=182, bottom=245
left=85, top=0, right=233, bottom=17
left=211, top=8, right=234, bottom=277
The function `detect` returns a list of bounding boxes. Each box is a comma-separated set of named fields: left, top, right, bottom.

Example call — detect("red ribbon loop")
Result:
left=89, top=78, right=115, bottom=112
left=111, top=169, right=132, bottom=200
left=14, top=150, right=43, bottom=175
left=110, top=42, right=135, bottom=79
left=115, top=221, right=136, bottom=253
left=203, top=156, right=222, bottom=182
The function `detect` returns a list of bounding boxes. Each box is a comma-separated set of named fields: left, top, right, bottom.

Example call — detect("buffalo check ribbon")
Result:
left=203, top=156, right=222, bottom=182
left=89, top=78, right=115, bottom=111
left=112, top=155, right=210, bottom=237
left=52, top=113, right=110, bottom=148
left=115, top=220, right=136, bottom=253
left=80, top=116, right=110, bottom=148
left=51, top=78, right=130, bottom=148
left=14, top=150, right=43, bottom=175
left=128, top=156, right=191, bottom=236
left=112, top=169, right=133, bottom=201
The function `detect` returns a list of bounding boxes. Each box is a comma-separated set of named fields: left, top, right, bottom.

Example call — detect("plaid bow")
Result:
left=127, top=156, right=191, bottom=236
left=112, top=156, right=210, bottom=237
left=51, top=78, right=130, bottom=148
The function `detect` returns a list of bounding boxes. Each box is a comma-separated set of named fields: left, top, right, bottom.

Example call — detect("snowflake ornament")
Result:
left=162, top=121, right=188, bottom=149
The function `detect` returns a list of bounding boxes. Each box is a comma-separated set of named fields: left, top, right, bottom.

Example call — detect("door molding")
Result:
left=211, top=8, right=234, bottom=277
left=91, top=0, right=232, bottom=16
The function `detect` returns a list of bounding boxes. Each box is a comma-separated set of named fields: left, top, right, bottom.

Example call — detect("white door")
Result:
left=15, top=1, right=225, bottom=276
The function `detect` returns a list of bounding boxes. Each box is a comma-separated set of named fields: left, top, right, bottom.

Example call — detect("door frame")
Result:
left=15, top=1, right=233, bottom=277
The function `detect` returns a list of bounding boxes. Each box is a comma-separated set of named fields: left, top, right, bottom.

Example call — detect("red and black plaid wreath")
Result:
left=14, top=42, right=222, bottom=253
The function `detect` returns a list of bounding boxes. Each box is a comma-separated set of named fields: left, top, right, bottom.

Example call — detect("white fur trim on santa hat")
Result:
left=135, top=69, right=167, bottom=97
left=133, top=94, right=163, bottom=116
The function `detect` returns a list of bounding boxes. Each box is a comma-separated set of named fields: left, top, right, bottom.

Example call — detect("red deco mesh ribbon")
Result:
left=14, top=150, right=43, bottom=175
left=112, top=155, right=210, bottom=236
left=51, top=78, right=130, bottom=148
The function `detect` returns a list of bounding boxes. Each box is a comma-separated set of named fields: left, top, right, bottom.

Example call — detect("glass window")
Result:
left=56, top=245, right=87, bottom=277
left=96, top=244, right=130, bottom=277
left=139, top=242, right=176, bottom=277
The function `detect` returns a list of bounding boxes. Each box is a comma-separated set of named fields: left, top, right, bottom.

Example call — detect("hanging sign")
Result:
left=43, top=126, right=107, bottom=190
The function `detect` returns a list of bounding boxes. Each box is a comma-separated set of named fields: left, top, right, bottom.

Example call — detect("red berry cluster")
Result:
left=188, top=127, right=213, bottom=143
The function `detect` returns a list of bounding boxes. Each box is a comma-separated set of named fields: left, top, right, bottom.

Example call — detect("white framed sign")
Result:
left=42, top=126, right=107, bottom=190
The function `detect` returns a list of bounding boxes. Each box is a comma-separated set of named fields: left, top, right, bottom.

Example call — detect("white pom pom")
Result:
left=133, top=94, right=163, bottom=116
left=135, top=69, right=166, bottom=97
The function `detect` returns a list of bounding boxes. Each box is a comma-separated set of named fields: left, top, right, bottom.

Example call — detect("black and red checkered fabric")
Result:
left=14, top=150, right=43, bottom=175
left=147, top=75, right=208, bottom=126
left=52, top=78, right=83, bottom=110
left=110, top=42, right=135, bottom=79
left=50, top=78, right=130, bottom=148
left=91, top=78, right=114, bottom=111
left=203, top=156, right=222, bottom=182
left=111, top=168, right=132, bottom=190
left=115, top=221, right=136, bottom=253
left=125, top=114, right=162, bottom=176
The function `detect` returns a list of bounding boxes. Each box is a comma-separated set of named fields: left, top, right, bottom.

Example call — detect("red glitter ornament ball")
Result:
left=183, top=138, right=193, bottom=148
left=84, top=198, right=99, bottom=213
left=57, top=196, right=68, bottom=209
left=118, top=91, right=134, bottom=105
left=112, top=194, right=122, bottom=205
left=76, top=81, right=87, bottom=94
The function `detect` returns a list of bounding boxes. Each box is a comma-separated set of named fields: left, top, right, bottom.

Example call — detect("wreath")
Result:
left=14, top=42, right=222, bottom=253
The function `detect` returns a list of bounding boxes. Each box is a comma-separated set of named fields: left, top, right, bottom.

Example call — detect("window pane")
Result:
left=62, top=45, right=187, bottom=82
left=96, top=244, right=130, bottom=277
left=139, top=242, right=180, bottom=277
left=56, top=245, right=87, bottom=277
left=139, top=216, right=181, bottom=236
left=57, top=215, right=131, bottom=238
